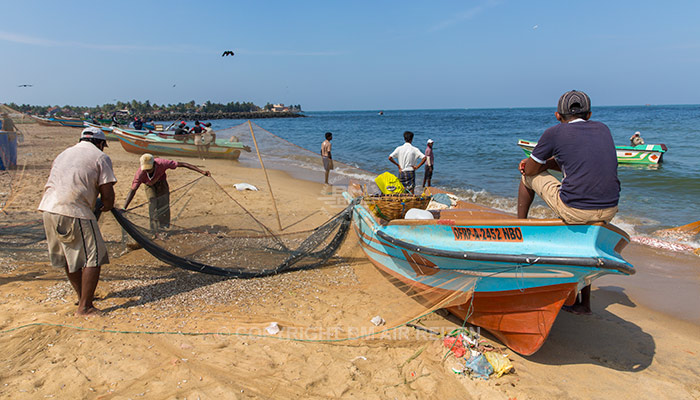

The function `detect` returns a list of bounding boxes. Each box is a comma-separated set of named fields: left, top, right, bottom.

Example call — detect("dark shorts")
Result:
left=399, top=170, right=415, bottom=192
left=424, top=165, right=433, bottom=180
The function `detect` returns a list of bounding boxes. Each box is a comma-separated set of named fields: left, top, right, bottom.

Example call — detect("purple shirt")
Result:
left=424, top=146, right=434, bottom=166
left=531, top=120, right=620, bottom=209
left=131, top=158, right=179, bottom=190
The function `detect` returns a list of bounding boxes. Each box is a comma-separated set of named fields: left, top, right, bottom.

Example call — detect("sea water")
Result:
left=170, top=105, right=700, bottom=248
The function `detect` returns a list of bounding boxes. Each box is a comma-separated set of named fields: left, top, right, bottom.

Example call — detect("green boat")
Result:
left=517, top=139, right=668, bottom=165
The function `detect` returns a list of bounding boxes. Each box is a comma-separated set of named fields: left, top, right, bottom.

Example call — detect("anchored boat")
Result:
left=110, top=127, right=251, bottom=160
left=517, top=139, right=668, bottom=165
left=343, top=188, right=634, bottom=355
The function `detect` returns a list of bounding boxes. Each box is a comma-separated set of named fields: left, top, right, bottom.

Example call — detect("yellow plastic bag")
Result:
left=374, top=172, right=405, bottom=194
left=483, top=352, right=514, bottom=378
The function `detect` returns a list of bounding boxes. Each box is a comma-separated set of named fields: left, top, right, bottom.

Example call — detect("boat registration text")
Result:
left=452, top=227, right=523, bottom=242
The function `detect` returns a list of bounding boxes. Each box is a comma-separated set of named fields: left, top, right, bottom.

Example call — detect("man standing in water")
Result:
left=38, top=127, right=116, bottom=316
left=123, top=153, right=210, bottom=234
left=389, top=131, right=426, bottom=194
left=321, top=132, right=333, bottom=184
left=422, top=139, right=434, bottom=188
left=517, top=90, right=620, bottom=315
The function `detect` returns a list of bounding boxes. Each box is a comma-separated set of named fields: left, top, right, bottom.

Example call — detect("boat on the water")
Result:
left=111, top=127, right=251, bottom=160
left=517, top=139, right=668, bottom=165
left=343, top=187, right=634, bottom=355
left=32, top=115, right=85, bottom=128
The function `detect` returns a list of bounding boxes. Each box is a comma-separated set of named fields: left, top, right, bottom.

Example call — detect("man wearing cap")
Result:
left=38, top=127, right=116, bottom=316
left=422, top=139, right=435, bottom=188
left=122, top=154, right=210, bottom=233
left=389, top=131, right=426, bottom=194
left=630, top=131, right=645, bottom=146
left=517, top=90, right=620, bottom=315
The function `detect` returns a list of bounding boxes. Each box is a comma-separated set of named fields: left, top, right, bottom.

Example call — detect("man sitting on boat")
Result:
left=388, top=131, right=426, bottom=194
left=517, top=90, right=621, bottom=315
left=122, top=153, right=210, bottom=234
left=629, top=131, right=645, bottom=146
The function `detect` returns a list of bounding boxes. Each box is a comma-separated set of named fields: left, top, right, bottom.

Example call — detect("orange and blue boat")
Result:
left=343, top=188, right=634, bottom=355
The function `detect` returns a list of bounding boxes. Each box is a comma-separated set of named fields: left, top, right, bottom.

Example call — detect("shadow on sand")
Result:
left=524, top=286, right=654, bottom=372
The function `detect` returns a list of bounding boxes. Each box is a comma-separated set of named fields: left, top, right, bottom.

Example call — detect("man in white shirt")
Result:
left=38, top=127, right=116, bottom=316
left=388, top=131, right=426, bottom=193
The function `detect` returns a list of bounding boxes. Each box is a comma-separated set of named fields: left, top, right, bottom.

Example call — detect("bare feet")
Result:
left=75, top=306, right=104, bottom=316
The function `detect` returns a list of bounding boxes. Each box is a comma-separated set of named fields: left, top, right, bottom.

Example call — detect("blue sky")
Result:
left=1, top=0, right=699, bottom=111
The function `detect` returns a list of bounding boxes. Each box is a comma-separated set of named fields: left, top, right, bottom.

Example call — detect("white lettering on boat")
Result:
left=451, top=226, right=523, bottom=242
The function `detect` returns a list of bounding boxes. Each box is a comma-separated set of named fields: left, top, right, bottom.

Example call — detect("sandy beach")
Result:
left=1, top=121, right=699, bottom=399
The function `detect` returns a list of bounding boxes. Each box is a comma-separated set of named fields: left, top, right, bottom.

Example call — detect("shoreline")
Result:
left=1, top=122, right=700, bottom=399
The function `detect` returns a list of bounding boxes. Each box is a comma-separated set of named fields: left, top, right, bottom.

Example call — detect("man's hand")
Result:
left=203, top=170, right=211, bottom=177
left=519, top=158, right=528, bottom=175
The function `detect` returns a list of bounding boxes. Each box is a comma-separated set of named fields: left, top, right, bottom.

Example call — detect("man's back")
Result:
left=38, top=142, right=116, bottom=219
left=532, top=120, right=619, bottom=209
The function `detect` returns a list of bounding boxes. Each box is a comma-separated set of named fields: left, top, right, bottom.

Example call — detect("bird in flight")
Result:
left=17, top=84, right=33, bottom=87
left=222, top=51, right=235, bottom=57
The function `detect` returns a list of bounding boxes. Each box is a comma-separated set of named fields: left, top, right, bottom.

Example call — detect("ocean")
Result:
left=172, top=105, right=700, bottom=249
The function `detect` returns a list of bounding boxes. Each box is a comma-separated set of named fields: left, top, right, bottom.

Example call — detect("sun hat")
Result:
left=140, top=153, right=155, bottom=170
left=634, top=131, right=641, bottom=135
left=427, top=139, right=434, bottom=144
left=557, top=90, right=591, bottom=115
left=80, top=126, right=108, bottom=144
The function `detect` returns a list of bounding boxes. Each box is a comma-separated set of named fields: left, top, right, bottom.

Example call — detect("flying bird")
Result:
left=532, top=25, right=539, bottom=30
left=17, top=84, right=33, bottom=87
left=222, top=50, right=235, bottom=57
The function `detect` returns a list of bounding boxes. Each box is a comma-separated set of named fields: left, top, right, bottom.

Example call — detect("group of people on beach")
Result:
left=172, top=120, right=216, bottom=159
left=38, top=126, right=210, bottom=315
left=321, top=130, right=435, bottom=190
left=39, top=90, right=619, bottom=317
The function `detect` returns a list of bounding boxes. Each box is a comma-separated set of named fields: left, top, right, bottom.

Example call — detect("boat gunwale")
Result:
left=374, top=230, right=635, bottom=275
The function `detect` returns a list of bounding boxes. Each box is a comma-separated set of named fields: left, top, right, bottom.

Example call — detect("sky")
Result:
left=1, top=0, right=700, bottom=111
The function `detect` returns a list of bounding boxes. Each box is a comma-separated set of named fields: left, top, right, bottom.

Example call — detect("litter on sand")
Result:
left=233, top=183, right=258, bottom=191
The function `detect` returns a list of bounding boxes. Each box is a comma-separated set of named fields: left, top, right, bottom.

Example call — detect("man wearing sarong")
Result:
left=123, top=153, right=210, bottom=233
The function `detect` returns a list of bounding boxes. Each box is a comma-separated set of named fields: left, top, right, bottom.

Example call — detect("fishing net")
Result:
left=100, top=121, right=479, bottom=339
left=2, top=116, right=479, bottom=342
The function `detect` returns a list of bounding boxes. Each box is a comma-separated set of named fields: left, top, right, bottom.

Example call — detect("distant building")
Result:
left=272, top=104, right=289, bottom=112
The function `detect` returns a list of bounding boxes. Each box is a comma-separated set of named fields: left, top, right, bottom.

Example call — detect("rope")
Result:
left=0, top=309, right=439, bottom=343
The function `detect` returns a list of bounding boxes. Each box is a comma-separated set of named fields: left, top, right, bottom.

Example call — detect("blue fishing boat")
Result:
left=32, top=115, right=85, bottom=128
left=343, top=187, right=634, bottom=355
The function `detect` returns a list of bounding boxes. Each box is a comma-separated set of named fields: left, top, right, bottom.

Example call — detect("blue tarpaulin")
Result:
left=0, top=131, right=18, bottom=170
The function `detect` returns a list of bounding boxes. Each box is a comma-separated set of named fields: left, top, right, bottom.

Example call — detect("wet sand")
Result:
left=1, top=122, right=699, bottom=399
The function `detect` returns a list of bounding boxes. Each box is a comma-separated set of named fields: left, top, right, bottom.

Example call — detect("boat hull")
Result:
left=344, top=192, right=633, bottom=355
left=518, top=139, right=667, bottom=165
left=111, top=127, right=247, bottom=160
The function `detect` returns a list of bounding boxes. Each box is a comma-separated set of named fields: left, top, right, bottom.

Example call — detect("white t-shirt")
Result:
left=389, top=142, right=425, bottom=172
left=38, top=141, right=117, bottom=220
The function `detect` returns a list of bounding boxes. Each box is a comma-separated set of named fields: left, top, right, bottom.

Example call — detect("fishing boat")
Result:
left=517, top=139, right=668, bottom=165
left=111, top=127, right=251, bottom=160
left=342, top=187, right=634, bottom=355
left=32, top=115, right=85, bottom=128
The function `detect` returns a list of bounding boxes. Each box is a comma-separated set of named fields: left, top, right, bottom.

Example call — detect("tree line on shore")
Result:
left=5, top=100, right=304, bottom=119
